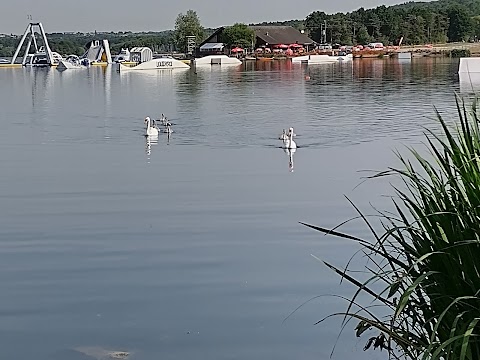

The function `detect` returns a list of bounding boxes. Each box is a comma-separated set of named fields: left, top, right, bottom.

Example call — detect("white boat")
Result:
left=292, top=53, right=353, bottom=64
left=57, top=55, right=90, bottom=71
left=458, top=57, right=480, bottom=93
left=118, top=47, right=189, bottom=71
left=459, top=57, right=480, bottom=74
left=194, top=55, right=242, bottom=66
left=24, top=46, right=63, bottom=67
left=113, top=48, right=130, bottom=63
left=0, top=58, right=9, bottom=64
left=397, top=52, right=412, bottom=60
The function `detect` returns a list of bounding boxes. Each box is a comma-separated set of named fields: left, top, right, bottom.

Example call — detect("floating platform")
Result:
left=0, top=64, right=22, bottom=68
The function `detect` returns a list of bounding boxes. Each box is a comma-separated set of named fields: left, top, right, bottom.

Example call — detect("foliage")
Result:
left=222, top=23, right=255, bottom=49
left=447, top=5, right=474, bottom=42
left=304, top=96, right=480, bottom=359
left=302, top=0, right=480, bottom=45
left=0, top=31, right=176, bottom=57
left=174, top=9, right=205, bottom=53
left=450, top=48, right=471, bottom=57
left=249, top=19, right=305, bottom=31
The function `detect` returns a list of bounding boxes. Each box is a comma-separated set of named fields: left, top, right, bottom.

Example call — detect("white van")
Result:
left=367, top=42, right=384, bottom=50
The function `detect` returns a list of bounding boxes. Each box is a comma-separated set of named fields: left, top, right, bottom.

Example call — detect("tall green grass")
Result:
left=304, top=96, right=480, bottom=359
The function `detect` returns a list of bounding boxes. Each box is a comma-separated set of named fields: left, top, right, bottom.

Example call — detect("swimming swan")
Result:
left=144, top=116, right=159, bottom=136
left=159, top=114, right=168, bottom=126
left=283, top=127, right=297, bottom=149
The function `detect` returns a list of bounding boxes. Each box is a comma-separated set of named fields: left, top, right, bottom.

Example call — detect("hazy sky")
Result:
left=1, top=0, right=407, bottom=34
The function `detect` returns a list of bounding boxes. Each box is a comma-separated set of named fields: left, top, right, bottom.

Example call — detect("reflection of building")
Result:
left=198, top=26, right=314, bottom=55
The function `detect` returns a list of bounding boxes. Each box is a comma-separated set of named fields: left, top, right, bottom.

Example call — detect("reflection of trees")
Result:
left=174, top=67, right=205, bottom=102
left=30, top=67, right=54, bottom=111
left=173, top=68, right=206, bottom=131
left=28, top=67, right=55, bottom=143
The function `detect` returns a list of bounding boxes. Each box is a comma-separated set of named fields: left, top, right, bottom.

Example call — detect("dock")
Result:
left=0, top=64, right=22, bottom=68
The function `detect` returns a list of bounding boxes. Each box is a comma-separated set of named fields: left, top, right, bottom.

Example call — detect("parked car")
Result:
left=367, top=42, right=385, bottom=50
left=317, top=44, right=332, bottom=50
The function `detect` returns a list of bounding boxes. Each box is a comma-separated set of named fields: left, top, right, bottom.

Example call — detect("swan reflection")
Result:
left=284, top=148, right=296, bottom=172
left=145, top=135, right=158, bottom=160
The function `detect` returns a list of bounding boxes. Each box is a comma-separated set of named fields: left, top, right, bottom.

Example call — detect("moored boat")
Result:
left=113, top=48, right=130, bottom=63
left=24, top=46, right=63, bottom=67
left=291, top=53, right=353, bottom=64
left=194, top=55, right=242, bottom=66
left=57, top=55, right=90, bottom=71
left=118, top=47, right=189, bottom=71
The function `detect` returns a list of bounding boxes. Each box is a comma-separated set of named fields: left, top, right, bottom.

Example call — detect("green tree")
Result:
left=174, top=9, right=205, bottom=53
left=305, top=11, right=328, bottom=43
left=356, top=25, right=372, bottom=44
left=222, top=23, right=255, bottom=49
left=473, top=15, right=480, bottom=40
left=447, top=5, right=473, bottom=41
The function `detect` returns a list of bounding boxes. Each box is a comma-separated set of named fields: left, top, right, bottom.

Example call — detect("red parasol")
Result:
left=231, top=47, right=244, bottom=53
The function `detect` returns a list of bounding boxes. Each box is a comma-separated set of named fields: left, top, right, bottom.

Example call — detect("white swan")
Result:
left=144, top=116, right=159, bottom=136
left=283, top=127, right=297, bottom=149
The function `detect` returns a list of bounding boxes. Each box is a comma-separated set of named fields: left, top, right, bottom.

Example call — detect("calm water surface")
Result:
left=0, top=58, right=465, bottom=359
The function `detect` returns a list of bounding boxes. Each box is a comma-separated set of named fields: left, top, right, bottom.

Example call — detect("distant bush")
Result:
left=450, top=48, right=471, bottom=57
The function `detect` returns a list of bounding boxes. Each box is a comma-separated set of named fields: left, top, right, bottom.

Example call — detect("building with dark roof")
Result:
left=251, top=26, right=314, bottom=48
left=197, top=25, right=315, bottom=55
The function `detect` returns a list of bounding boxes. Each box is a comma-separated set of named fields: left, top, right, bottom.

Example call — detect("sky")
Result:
left=0, top=0, right=409, bottom=34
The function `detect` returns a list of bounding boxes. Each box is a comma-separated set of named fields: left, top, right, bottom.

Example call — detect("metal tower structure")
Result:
left=11, top=22, right=54, bottom=66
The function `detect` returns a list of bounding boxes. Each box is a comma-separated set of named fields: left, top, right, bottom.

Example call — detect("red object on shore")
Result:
left=231, top=47, right=244, bottom=53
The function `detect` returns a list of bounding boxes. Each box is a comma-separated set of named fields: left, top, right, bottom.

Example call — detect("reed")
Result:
left=304, top=95, right=480, bottom=359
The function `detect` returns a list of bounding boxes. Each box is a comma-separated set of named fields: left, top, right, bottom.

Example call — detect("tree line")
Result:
left=0, top=31, right=177, bottom=57
left=0, top=0, right=479, bottom=57
left=304, top=0, right=480, bottom=45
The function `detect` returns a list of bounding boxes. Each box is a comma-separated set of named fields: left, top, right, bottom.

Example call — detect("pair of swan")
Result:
left=159, top=114, right=172, bottom=126
left=280, top=127, right=297, bottom=149
left=159, top=114, right=173, bottom=134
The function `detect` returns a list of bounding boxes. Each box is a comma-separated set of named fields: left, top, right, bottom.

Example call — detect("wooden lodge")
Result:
left=197, top=25, right=315, bottom=56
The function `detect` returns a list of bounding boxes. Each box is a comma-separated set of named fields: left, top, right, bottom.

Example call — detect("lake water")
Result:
left=0, top=57, right=466, bottom=360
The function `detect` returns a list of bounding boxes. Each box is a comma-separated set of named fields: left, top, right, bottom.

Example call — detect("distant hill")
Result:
left=248, top=19, right=305, bottom=31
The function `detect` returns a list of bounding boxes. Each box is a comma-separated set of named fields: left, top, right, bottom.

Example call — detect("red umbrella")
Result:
left=289, top=43, right=303, bottom=48
left=274, top=44, right=288, bottom=49
left=231, top=47, right=244, bottom=53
